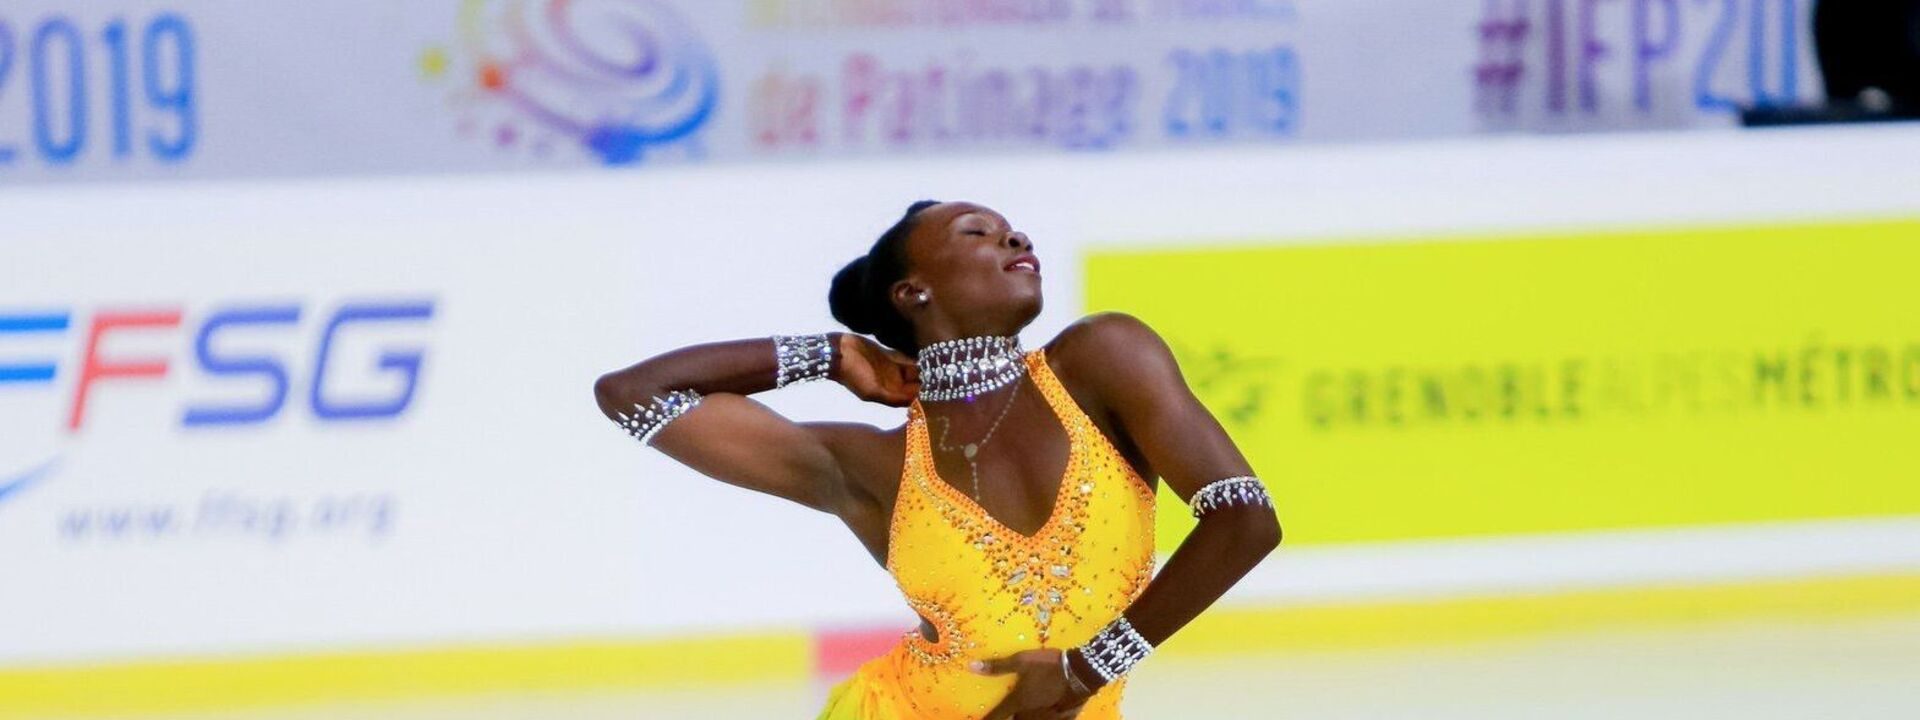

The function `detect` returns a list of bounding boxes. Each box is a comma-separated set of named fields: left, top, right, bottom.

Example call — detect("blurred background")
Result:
left=2, top=1, right=1918, bottom=718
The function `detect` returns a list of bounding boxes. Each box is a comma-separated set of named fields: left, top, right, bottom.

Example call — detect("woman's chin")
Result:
left=1010, top=292, right=1044, bottom=327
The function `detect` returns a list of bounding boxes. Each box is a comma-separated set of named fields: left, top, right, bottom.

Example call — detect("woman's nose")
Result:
left=1005, top=231, right=1032, bottom=250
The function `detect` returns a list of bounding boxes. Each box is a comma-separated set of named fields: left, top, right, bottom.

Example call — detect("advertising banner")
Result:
left=0, top=0, right=1821, bottom=184
left=1087, top=219, right=1920, bottom=548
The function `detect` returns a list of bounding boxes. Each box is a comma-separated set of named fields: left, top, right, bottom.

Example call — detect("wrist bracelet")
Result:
left=1189, top=475, right=1272, bottom=518
left=1078, top=616, right=1153, bottom=685
left=773, top=333, right=834, bottom=388
left=614, top=389, right=704, bottom=446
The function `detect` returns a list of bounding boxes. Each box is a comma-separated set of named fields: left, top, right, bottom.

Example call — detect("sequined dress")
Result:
left=818, top=349, right=1158, bottom=719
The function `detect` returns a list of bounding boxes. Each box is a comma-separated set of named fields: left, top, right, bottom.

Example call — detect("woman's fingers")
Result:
left=981, top=695, right=1015, bottom=720
left=975, top=654, right=1033, bottom=720
left=884, top=349, right=920, bottom=379
left=969, top=656, right=1020, bottom=675
left=835, top=342, right=918, bottom=406
left=979, top=651, right=1077, bottom=720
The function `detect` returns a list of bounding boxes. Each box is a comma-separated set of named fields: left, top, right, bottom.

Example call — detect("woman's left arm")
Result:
left=975, top=312, right=1281, bottom=719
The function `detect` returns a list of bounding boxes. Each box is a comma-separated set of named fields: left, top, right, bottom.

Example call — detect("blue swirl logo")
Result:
left=424, top=0, right=720, bottom=165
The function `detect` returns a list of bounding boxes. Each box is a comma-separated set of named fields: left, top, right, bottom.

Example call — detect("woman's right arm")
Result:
left=592, top=332, right=918, bottom=513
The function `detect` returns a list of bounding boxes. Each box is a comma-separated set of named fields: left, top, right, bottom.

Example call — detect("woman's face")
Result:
left=902, top=201, right=1044, bottom=333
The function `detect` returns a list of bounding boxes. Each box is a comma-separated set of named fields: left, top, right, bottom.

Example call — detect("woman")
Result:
left=593, top=201, right=1281, bottom=719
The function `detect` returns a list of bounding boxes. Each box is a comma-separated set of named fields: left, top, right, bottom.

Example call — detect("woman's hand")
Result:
left=832, top=333, right=920, bottom=407
left=971, top=649, right=1093, bottom=720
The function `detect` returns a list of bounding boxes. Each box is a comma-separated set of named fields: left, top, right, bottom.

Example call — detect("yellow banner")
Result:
left=1086, top=218, right=1920, bottom=547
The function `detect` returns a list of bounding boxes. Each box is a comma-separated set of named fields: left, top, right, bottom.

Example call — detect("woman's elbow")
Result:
left=1248, top=511, right=1282, bottom=554
left=593, top=372, right=630, bottom=418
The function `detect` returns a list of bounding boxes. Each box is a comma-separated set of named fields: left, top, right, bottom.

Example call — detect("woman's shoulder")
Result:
left=1040, top=311, right=1175, bottom=403
left=1042, top=311, right=1167, bottom=369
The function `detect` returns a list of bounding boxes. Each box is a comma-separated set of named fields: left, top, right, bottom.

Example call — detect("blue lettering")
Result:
left=0, top=312, right=70, bottom=385
left=310, top=301, right=435, bottom=421
left=181, top=305, right=301, bottom=427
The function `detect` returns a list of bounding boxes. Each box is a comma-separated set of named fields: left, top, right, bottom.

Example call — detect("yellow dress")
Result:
left=819, top=348, right=1158, bottom=719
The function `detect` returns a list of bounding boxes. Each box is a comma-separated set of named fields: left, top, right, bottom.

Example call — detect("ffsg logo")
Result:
left=0, top=298, right=437, bottom=501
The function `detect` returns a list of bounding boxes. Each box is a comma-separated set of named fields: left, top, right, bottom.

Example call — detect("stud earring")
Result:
left=917, top=292, right=930, bottom=304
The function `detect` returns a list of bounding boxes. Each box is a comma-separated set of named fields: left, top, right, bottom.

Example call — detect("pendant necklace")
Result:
left=933, top=380, right=1023, bottom=501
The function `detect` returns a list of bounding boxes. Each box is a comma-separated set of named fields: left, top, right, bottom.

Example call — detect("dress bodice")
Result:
left=850, top=348, right=1156, bottom=719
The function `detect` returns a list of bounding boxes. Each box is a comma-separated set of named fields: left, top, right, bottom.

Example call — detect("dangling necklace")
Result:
left=933, top=380, right=1023, bottom=501
left=916, top=335, right=1027, bottom=403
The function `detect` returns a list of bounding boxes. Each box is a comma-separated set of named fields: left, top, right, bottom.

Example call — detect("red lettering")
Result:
left=68, top=310, right=183, bottom=431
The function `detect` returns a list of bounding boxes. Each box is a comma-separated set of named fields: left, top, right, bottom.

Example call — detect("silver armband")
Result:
left=1189, top=475, right=1272, bottom=518
left=773, top=333, right=834, bottom=388
left=614, top=390, right=704, bottom=446
left=1078, top=616, right=1153, bottom=685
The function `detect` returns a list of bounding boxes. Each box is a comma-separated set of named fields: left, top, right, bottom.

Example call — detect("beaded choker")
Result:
left=916, top=335, right=1026, bottom=402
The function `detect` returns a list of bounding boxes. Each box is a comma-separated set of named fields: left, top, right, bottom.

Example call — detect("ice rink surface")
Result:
left=147, top=614, right=1920, bottom=720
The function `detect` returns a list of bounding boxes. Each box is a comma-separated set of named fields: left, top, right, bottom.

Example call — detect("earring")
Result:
left=917, top=292, right=930, bottom=304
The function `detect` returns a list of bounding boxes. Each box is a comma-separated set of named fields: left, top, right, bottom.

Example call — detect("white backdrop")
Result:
left=4, top=123, right=1919, bottom=666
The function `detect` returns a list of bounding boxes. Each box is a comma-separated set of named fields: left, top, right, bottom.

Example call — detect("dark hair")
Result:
left=830, top=200, right=941, bottom=354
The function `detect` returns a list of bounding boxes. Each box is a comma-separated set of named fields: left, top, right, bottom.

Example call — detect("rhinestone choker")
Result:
left=916, top=335, right=1026, bottom=403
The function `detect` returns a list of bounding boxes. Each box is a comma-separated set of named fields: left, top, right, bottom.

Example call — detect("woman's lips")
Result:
left=1005, top=254, right=1041, bottom=274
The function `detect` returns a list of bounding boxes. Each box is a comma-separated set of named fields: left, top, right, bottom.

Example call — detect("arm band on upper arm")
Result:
left=1189, top=475, right=1272, bottom=518
left=613, top=390, right=705, bottom=446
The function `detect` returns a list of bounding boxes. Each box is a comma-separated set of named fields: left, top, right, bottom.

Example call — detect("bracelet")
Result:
left=1060, top=650, right=1091, bottom=696
left=614, top=389, right=704, bottom=445
left=773, top=333, right=834, bottom=388
left=1189, top=475, right=1272, bottom=518
left=1078, top=616, right=1153, bottom=685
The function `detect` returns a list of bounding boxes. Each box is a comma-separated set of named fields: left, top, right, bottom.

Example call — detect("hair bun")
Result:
left=829, top=255, right=881, bottom=334
left=827, top=200, right=938, bottom=354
